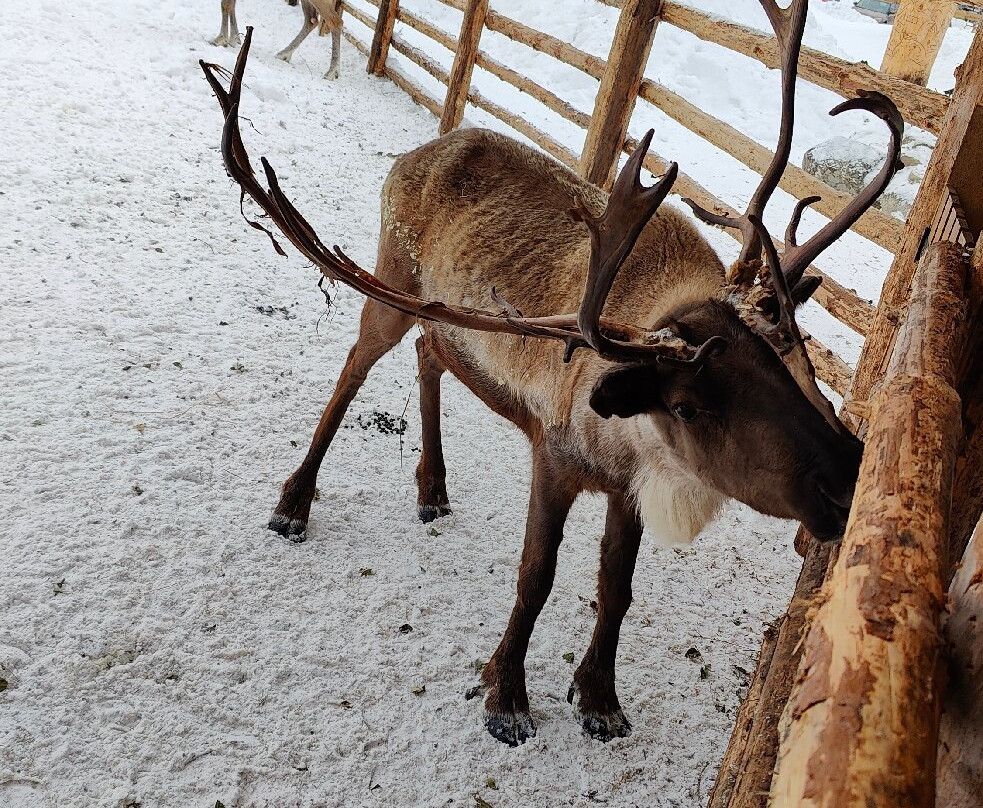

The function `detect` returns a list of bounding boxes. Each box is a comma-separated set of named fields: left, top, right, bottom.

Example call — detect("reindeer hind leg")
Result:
left=270, top=227, right=419, bottom=540
left=415, top=333, right=451, bottom=523
left=276, top=1, right=318, bottom=62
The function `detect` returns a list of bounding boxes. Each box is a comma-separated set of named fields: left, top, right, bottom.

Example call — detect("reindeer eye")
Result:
left=672, top=403, right=698, bottom=423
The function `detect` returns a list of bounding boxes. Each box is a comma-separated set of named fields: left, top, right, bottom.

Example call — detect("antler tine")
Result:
left=681, top=198, right=740, bottom=230
left=747, top=215, right=848, bottom=434
left=784, top=194, right=821, bottom=250
left=575, top=129, right=678, bottom=357
left=203, top=39, right=703, bottom=366
left=780, top=91, right=904, bottom=284
left=730, top=0, right=809, bottom=279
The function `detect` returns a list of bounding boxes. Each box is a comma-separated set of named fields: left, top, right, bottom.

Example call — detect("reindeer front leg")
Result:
left=568, top=492, right=641, bottom=741
left=211, top=0, right=240, bottom=47
left=469, top=445, right=579, bottom=746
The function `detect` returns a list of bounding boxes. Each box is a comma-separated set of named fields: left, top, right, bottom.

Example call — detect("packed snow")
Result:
left=0, top=1, right=971, bottom=806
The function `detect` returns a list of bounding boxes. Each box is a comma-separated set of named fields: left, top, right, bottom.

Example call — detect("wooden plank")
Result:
left=389, top=33, right=451, bottom=85
left=657, top=0, right=949, bottom=135
left=367, top=0, right=400, bottom=76
left=881, top=0, right=954, bottom=86
left=439, top=0, right=489, bottom=134
left=805, top=335, right=853, bottom=397
left=951, top=243, right=983, bottom=571
left=850, top=28, right=983, bottom=418
left=771, top=242, right=968, bottom=808
left=397, top=4, right=595, bottom=134
left=374, top=19, right=580, bottom=169
left=636, top=78, right=904, bottom=253
left=579, top=0, right=662, bottom=189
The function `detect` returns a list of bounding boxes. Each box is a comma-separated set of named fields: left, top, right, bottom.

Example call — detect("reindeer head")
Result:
left=584, top=0, right=900, bottom=541
left=201, top=1, right=901, bottom=542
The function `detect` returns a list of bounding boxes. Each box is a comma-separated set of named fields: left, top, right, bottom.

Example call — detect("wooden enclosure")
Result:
left=329, top=0, right=983, bottom=803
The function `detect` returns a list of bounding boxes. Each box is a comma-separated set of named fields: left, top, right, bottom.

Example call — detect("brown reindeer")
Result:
left=202, top=0, right=902, bottom=746
left=212, top=0, right=342, bottom=80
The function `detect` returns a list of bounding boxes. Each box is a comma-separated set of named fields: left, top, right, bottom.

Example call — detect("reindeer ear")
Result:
left=791, top=275, right=822, bottom=307
left=589, top=365, right=663, bottom=419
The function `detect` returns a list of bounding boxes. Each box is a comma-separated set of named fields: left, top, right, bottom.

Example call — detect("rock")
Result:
left=802, top=131, right=938, bottom=221
left=802, top=136, right=885, bottom=195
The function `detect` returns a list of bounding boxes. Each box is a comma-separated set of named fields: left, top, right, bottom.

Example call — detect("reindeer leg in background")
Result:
left=211, top=0, right=235, bottom=46
left=415, top=333, right=451, bottom=524
left=226, top=0, right=241, bottom=47
left=270, top=298, right=413, bottom=540
left=569, top=492, right=641, bottom=741
left=471, top=446, right=581, bottom=745
left=276, top=1, right=318, bottom=63
left=324, top=24, right=341, bottom=80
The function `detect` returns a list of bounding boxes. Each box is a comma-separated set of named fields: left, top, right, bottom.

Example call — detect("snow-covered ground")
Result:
left=0, top=1, right=971, bottom=807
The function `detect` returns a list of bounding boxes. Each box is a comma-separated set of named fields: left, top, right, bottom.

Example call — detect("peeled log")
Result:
left=770, top=242, right=969, bottom=808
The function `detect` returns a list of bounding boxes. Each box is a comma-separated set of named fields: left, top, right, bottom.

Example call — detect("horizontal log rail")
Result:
left=357, top=4, right=580, bottom=168
left=596, top=0, right=950, bottom=133
left=341, top=4, right=443, bottom=117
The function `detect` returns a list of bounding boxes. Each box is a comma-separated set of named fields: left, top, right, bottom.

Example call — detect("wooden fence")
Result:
left=329, top=1, right=983, bottom=804
left=333, top=0, right=959, bottom=404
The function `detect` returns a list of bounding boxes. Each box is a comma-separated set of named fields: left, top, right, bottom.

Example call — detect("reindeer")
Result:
left=201, top=0, right=902, bottom=747
left=212, top=0, right=342, bottom=80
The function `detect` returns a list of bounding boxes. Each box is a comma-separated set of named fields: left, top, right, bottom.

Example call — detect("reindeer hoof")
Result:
left=483, top=710, right=536, bottom=747
left=210, top=35, right=229, bottom=47
left=418, top=504, right=451, bottom=524
left=268, top=513, right=307, bottom=542
left=323, top=68, right=340, bottom=81
left=275, top=51, right=293, bottom=63
left=567, top=684, right=632, bottom=742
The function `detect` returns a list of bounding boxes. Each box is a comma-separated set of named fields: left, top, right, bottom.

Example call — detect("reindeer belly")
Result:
left=427, top=328, right=542, bottom=439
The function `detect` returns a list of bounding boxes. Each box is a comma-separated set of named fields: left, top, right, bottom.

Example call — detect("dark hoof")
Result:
left=483, top=710, right=536, bottom=747
left=567, top=684, right=631, bottom=742
left=464, top=684, right=485, bottom=701
left=268, top=513, right=307, bottom=543
left=418, top=504, right=451, bottom=524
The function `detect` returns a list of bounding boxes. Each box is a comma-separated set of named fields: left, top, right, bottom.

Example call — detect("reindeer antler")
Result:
left=201, top=29, right=722, bottom=367
left=679, top=0, right=903, bottom=434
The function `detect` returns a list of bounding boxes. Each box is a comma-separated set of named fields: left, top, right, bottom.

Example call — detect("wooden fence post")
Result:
left=880, top=0, right=954, bottom=86
left=367, top=0, right=401, bottom=76
left=439, top=0, right=489, bottom=134
left=579, top=0, right=662, bottom=190
left=851, top=28, right=983, bottom=423
left=770, top=241, right=968, bottom=808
